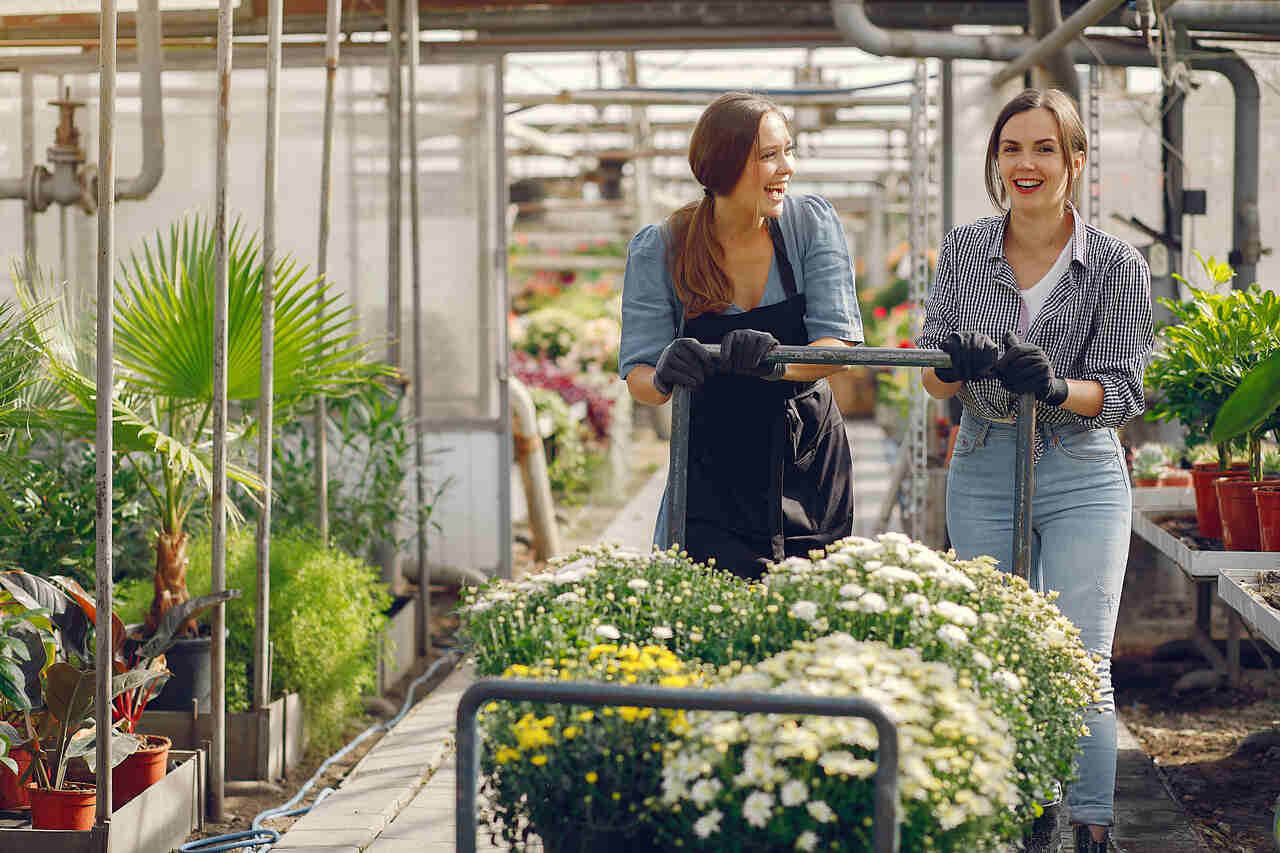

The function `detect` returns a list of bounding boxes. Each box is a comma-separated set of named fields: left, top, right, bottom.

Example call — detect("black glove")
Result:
left=652, top=337, right=715, bottom=395
left=934, top=331, right=999, bottom=383
left=719, top=328, right=784, bottom=379
left=993, top=331, right=1069, bottom=405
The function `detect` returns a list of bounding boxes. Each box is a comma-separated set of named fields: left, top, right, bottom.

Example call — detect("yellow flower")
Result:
left=660, top=675, right=690, bottom=688
left=585, top=772, right=599, bottom=784
left=563, top=726, right=581, bottom=740
left=506, top=663, right=531, bottom=677
left=485, top=702, right=499, bottom=713
left=577, top=710, right=595, bottom=722
left=611, top=792, right=621, bottom=801
left=530, top=754, right=548, bottom=766
left=494, top=747, right=520, bottom=765
left=618, top=706, right=640, bottom=722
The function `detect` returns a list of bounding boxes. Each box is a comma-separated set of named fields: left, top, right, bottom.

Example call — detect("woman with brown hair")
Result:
left=619, top=91, right=862, bottom=580
left=917, top=88, right=1153, bottom=853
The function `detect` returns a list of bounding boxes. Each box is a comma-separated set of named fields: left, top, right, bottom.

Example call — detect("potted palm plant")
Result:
left=10, top=216, right=383, bottom=708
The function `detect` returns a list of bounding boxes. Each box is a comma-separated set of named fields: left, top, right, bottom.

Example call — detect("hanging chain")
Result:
left=1088, top=64, right=1101, bottom=227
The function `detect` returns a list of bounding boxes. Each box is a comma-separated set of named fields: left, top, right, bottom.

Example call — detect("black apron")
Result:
left=680, top=219, right=854, bottom=580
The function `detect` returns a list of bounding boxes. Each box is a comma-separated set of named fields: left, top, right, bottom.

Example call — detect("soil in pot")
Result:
left=28, top=782, right=96, bottom=830
left=1190, top=464, right=1249, bottom=540
left=113, top=734, right=171, bottom=808
left=1216, top=477, right=1280, bottom=550
left=1256, top=486, right=1280, bottom=552
left=0, top=748, right=32, bottom=810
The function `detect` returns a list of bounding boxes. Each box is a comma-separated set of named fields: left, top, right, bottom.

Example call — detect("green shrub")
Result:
left=117, top=527, right=391, bottom=750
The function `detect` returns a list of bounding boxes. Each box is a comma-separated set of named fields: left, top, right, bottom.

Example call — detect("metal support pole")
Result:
left=1012, top=394, right=1036, bottom=583
left=405, top=0, right=429, bottom=656
left=456, top=680, right=902, bottom=853
left=990, top=0, right=1126, bottom=91
left=254, top=0, right=281, bottom=714
left=940, top=59, right=955, bottom=236
left=314, top=0, right=340, bottom=545
left=494, top=57, right=513, bottom=582
left=210, top=0, right=234, bottom=821
left=22, top=71, right=35, bottom=270
left=386, top=0, right=402, bottom=367
left=906, top=60, right=930, bottom=542
left=94, top=0, right=117, bottom=828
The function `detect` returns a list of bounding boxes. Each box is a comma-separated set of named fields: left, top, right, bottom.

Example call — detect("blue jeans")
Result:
left=946, top=410, right=1130, bottom=827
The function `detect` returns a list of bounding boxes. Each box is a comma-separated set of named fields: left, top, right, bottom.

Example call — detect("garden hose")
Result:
left=178, top=651, right=461, bottom=853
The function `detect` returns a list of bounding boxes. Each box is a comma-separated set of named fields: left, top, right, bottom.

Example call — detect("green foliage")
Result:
left=1145, top=275, right=1280, bottom=462
left=259, top=380, right=449, bottom=564
left=1130, top=442, right=1171, bottom=480
left=0, top=440, right=155, bottom=586
left=527, top=386, right=601, bottom=503
left=120, top=528, right=391, bottom=750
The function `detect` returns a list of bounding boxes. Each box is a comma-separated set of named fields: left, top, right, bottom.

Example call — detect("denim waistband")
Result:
left=960, top=409, right=1108, bottom=443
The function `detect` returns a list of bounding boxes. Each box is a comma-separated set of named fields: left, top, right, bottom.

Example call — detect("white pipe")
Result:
left=94, top=0, right=118, bottom=826
left=991, top=0, right=1125, bottom=92
left=406, top=0, right=429, bottom=656
left=313, top=0, right=340, bottom=548
left=254, top=0, right=281, bottom=715
left=114, top=0, right=163, bottom=200
left=210, top=0, right=234, bottom=823
left=509, top=377, right=562, bottom=564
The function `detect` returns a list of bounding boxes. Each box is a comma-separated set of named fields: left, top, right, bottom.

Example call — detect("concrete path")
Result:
left=273, top=417, right=1204, bottom=853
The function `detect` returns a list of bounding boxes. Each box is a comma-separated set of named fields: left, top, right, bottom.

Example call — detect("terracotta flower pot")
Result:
left=1216, top=477, right=1280, bottom=551
left=27, top=782, right=95, bottom=830
left=1191, top=463, right=1250, bottom=540
left=0, top=748, right=32, bottom=810
left=1132, top=476, right=1160, bottom=488
left=1256, top=486, right=1280, bottom=552
left=1158, top=469, right=1192, bottom=488
left=112, top=734, right=170, bottom=809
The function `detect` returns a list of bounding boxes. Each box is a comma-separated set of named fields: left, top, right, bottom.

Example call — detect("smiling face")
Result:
left=996, top=107, right=1084, bottom=216
left=723, top=111, right=794, bottom=219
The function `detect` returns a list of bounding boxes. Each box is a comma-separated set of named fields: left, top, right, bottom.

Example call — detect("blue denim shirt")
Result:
left=618, top=193, right=863, bottom=380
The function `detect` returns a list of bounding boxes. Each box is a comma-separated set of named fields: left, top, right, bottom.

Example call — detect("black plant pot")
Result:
left=146, top=635, right=212, bottom=712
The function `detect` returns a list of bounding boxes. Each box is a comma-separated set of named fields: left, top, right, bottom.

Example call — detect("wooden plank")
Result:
left=1218, top=568, right=1280, bottom=653
left=108, top=752, right=200, bottom=853
left=136, top=695, right=304, bottom=781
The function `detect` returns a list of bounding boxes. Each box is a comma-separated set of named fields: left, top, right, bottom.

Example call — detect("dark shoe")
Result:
left=1073, top=824, right=1109, bottom=853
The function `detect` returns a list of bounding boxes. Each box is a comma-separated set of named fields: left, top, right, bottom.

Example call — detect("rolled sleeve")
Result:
left=797, top=195, right=863, bottom=343
left=1076, top=253, right=1154, bottom=429
left=618, top=225, right=679, bottom=380
left=916, top=230, right=958, bottom=351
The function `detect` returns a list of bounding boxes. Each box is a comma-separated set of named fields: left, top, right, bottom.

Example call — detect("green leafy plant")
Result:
left=1211, top=349, right=1280, bottom=480
left=1145, top=260, right=1280, bottom=467
left=9, top=216, right=386, bottom=643
left=116, top=529, right=390, bottom=750
left=1130, top=442, right=1171, bottom=481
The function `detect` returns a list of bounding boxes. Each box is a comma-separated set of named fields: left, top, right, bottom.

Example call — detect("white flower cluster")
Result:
left=662, top=632, right=1020, bottom=846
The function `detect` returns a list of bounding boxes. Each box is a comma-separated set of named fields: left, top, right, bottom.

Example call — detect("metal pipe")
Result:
left=114, top=0, right=163, bottom=200
left=1166, top=1, right=1280, bottom=28
left=1194, top=50, right=1261, bottom=287
left=21, top=71, right=35, bottom=267
left=495, top=56, right=513, bottom=582
left=405, top=0, right=429, bottom=655
left=509, top=377, right=562, bottom=563
left=941, top=59, right=954, bottom=236
left=998, top=0, right=1103, bottom=97
left=506, top=89, right=913, bottom=108
left=456, top=679, right=902, bottom=853
left=313, top=0, right=339, bottom=548
left=209, top=0, right=234, bottom=822
left=831, top=0, right=1262, bottom=283
left=254, top=0, right=281, bottom=715
left=94, top=0, right=117, bottom=827
left=386, top=0, right=402, bottom=369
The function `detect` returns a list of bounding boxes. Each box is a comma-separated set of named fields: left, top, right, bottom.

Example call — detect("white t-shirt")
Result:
left=1019, top=237, right=1072, bottom=332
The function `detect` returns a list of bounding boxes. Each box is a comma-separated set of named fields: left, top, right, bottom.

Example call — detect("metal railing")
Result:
left=456, top=679, right=902, bottom=853
left=455, top=345, right=1036, bottom=853
left=663, top=344, right=1037, bottom=580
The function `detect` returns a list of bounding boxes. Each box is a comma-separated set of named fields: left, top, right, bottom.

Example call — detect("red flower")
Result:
left=872, top=306, right=888, bottom=320
left=896, top=339, right=915, bottom=348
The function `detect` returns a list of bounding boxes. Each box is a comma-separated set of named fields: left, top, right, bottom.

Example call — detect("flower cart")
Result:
left=456, top=345, right=1088, bottom=853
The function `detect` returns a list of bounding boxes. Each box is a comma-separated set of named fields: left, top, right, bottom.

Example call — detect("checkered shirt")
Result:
left=916, top=204, right=1154, bottom=460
